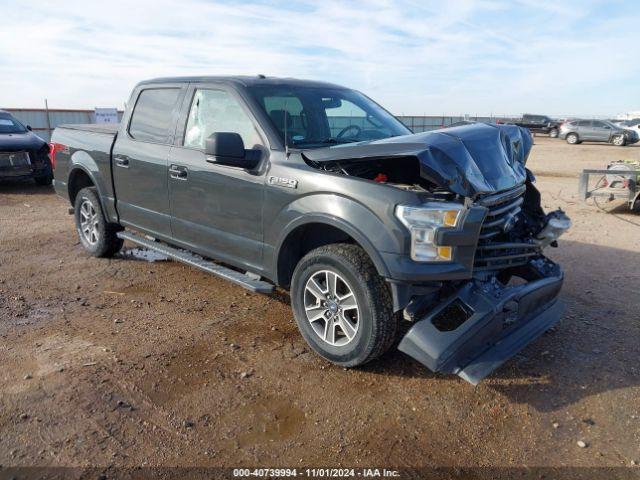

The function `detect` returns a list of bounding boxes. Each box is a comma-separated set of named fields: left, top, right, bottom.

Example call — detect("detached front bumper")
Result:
left=398, top=258, right=564, bottom=385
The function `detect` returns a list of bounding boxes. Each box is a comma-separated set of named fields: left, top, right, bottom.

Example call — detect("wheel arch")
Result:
left=275, top=216, right=390, bottom=288
left=68, top=166, right=96, bottom=206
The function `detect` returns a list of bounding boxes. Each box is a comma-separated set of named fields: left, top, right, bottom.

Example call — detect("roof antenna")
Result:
left=284, top=99, right=290, bottom=157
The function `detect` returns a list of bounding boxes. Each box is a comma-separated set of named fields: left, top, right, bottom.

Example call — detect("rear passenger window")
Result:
left=128, top=88, right=181, bottom=143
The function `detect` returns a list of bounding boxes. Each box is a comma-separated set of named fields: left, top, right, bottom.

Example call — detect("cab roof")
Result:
left=137, top=75, right=347, bottom=90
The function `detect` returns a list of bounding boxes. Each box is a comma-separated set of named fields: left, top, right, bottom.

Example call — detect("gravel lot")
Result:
left=1, top=137, right=639, bottom=473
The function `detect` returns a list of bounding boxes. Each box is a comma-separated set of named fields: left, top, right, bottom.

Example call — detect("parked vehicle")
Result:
left=0, top=110, right=52, bottom=185
left=446, top=120, right=477, bottom=128
left=51, top=76, right=570, bottom=384
left=613, top=119, right=640, bottom=137
left=559, top=119, right=640, bottom=146
left=513, top=114, right=562, bottom=138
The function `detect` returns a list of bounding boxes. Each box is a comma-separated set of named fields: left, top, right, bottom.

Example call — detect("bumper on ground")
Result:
left=398, top=258, right=564, bottom=385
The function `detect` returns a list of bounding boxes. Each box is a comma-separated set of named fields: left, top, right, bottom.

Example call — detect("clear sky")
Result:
left=1, top=0, right=638, bottom=116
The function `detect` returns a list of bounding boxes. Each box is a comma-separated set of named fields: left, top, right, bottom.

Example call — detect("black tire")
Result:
left=34, top=173, right=53, bottom=186
left=290, top=243, right=398, bottom=367
left=549, top=128, right=559, bottom=138
left=566, top=133, right=579, bottom=145
left=74, top=187, right=123, bottom=257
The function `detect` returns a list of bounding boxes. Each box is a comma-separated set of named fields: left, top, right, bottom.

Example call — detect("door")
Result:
left=590, top=121, right=613, bottom=141
left=578, top=120, right=598, bottom=140
left=168, top=85, right=268, bottom=272
left=113, top=85, right=185, bottom=237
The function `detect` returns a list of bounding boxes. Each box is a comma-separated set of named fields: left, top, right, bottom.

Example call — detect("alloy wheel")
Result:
left=303, top=269, right=359, bottom=346
left=79, top=198, right=100, bottom=246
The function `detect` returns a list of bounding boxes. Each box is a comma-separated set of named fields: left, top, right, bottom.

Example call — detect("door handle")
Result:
left=169, top=165, right=188, bottom=180
left=115, top=155, right=130, bottom=168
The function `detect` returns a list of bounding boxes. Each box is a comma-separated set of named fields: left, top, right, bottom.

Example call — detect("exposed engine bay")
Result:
left=306, top=153, right=571, bottom=274
left=313, top=156, right=434, bottom=190
left=302, top=123, right=573, bottom=276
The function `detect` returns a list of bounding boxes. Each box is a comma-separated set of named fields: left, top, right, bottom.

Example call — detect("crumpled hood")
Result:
left=302, top=123, right=533, bottom=197
left=0, top=131, right=47, bottom=152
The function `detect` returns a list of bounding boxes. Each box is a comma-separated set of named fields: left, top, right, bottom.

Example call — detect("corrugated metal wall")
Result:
left=4, top=109, right=124, bottom=142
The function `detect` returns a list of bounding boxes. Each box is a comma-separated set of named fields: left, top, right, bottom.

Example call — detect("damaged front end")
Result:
left=303, top=123, right=571, bottom=384
left=397, top=180, right=570, bottom=385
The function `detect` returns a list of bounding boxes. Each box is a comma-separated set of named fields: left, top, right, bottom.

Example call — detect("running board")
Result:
left=117, top=231, right=274, bottom=294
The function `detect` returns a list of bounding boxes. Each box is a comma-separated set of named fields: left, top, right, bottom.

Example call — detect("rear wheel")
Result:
left=566, top=133, right=579, bottom=145
left=34, top=173, right=52, bottom=186
left=549, top=128, right=559, bottom=138
left=74, top=187, right=123, bottom=257
left=290, top=244, right=398, bottom=367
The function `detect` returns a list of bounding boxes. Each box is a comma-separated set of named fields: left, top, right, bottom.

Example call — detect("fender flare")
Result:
left=272, top=208, right=395, bottom=285
left=67, top=154, right=109, bottom=216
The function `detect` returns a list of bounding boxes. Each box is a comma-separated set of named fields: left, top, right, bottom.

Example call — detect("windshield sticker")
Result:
left=292, top=135, right=305, bottom=141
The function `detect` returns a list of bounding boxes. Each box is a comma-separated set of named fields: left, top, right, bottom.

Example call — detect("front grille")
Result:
left=0, top=151, right=31, bottom=168
left=474, top=184, right=540, bottom=271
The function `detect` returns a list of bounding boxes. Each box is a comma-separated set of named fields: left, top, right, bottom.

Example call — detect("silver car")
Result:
left=559, top=119, right=639, bottom=146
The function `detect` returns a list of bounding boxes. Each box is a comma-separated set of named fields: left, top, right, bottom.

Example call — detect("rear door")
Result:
left=167, top=83, right=269, bottom=272
left=578, top=120, right=597, bottom=140
left=113, top=85, right=186, bottom=238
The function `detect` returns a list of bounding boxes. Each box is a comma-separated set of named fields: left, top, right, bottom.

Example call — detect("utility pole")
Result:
left=44, top=99, right=52, bottom=142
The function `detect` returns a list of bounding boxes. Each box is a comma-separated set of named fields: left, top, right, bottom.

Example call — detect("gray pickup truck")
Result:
left=52, top=76, right=570, bottom=384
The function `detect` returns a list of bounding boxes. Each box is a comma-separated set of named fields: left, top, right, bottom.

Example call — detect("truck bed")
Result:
left=52, top=123, right=119, bottom=223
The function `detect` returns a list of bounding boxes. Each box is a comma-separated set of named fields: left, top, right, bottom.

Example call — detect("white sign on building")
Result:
left=94, top=108, right=119, bottom=124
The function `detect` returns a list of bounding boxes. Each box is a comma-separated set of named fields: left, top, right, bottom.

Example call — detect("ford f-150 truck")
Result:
left=51, top=76, right=570, bottom=384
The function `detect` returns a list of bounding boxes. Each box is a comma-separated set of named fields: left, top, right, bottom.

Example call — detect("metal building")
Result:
left=3, top=108, right=124, bottom=142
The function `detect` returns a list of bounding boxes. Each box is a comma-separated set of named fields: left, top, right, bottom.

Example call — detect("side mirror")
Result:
left=205, top=132, right=260, bottom=169
left=26, top=125, right=32, bottom=131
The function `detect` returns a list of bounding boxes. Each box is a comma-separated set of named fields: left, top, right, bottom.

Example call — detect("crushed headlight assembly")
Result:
left=395, top=203, right=464, bottom=262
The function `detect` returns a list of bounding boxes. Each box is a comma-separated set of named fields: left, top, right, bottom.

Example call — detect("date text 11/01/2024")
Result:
left=232, top=468, right=401, bottom=477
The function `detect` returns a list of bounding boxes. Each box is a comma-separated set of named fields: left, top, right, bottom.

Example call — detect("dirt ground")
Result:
left=1, top=137, right=639, bottom=474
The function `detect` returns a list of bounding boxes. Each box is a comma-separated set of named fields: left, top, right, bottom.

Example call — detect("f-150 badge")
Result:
left=268, top=176, right=298, bottom=189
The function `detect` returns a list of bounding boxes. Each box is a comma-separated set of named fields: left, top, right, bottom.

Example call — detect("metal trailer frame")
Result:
left=579, top=168, right=640, bottom=210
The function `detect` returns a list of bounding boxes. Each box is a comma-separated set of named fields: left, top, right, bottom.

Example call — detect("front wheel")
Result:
left=74, top=187, right=123, bottom=257
left=549, top=128, right=559, bottom=138
left=566, top=133, right=579, bottom=145
left=612, top=135, right=626, bottom=146
left=290, top=244, right=398, bottom=367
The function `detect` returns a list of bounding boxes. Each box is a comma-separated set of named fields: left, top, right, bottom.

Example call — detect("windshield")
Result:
left=246, top=85, right=411, bottom=148
left=0, top=115, right=27, bottom=134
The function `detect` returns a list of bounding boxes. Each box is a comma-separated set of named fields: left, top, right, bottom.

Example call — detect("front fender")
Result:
left=267, top=193, right=403, bottom=281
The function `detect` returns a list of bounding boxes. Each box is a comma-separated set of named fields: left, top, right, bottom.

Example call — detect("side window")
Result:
left=592, top=121, right=606, bottom=128
left=184, top=89, right=262, bottom=150
left=128, top=88, right=181, bottom=143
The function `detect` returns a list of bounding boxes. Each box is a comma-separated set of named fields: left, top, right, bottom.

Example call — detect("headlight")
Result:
left=395, top=203, right=464, bottom=262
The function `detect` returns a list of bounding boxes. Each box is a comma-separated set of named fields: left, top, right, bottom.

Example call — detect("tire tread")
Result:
left=292, top=243, right=398, bottom=366
left=75, top=187, right=123, bottom=258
